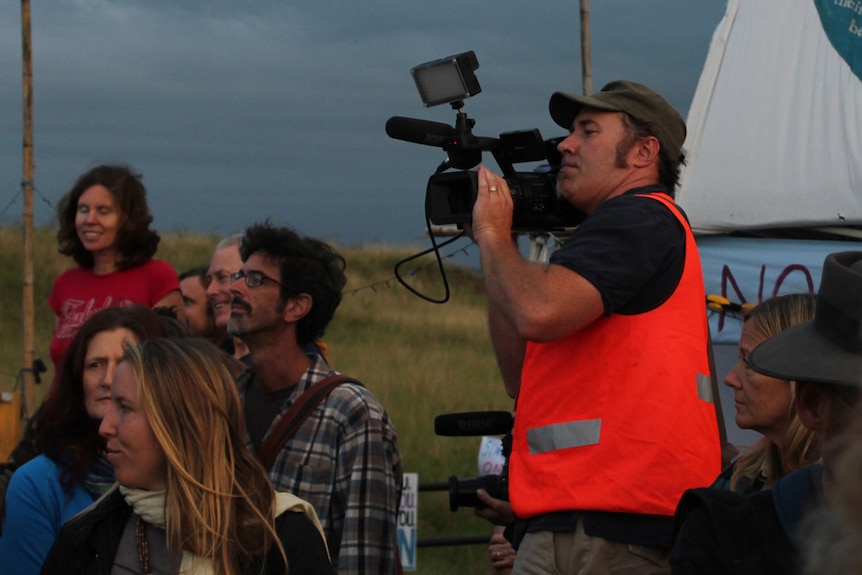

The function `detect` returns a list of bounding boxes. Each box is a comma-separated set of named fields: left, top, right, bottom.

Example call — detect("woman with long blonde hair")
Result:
left=715, top=293, right=820, bottom=493
left=41, top=338, right=332, bottom=575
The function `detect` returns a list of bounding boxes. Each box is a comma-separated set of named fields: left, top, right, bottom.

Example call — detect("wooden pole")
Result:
left=580, top=0, right=592, bottom=95
left=21, top=0, right=36, bottom=419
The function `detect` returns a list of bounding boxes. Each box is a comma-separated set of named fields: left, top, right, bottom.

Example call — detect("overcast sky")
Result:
left=0, top=1, right=727, bottom=247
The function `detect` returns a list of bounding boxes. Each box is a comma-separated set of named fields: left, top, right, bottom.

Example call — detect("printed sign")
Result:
left=698, top=236, right=860, bottom=344
left=815, top=0, right=862, bottom=81
left=398, top=472, right=418, bottom=571
left=478, top=436, right=506, bottom=476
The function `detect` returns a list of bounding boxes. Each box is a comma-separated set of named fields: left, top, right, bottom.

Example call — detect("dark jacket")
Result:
left=669, top=464, right=824, bottom=575
left=39, top=487, right=333, bottom=575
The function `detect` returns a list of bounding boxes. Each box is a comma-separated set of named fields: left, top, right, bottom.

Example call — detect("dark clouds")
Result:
left=0, top=1, right=726, bottom=244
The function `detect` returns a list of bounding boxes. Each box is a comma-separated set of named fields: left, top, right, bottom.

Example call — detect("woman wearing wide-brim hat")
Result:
left=670, top=251, right=862, bottom=575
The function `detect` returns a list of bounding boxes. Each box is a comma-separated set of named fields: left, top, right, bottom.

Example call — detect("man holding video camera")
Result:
left=469, top=80, right=721, bottom=574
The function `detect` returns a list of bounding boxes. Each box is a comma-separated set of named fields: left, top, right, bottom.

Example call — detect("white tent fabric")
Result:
left=676, top=0, right=862, bottom=233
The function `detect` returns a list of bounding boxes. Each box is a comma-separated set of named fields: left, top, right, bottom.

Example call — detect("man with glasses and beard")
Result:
left=227, top=221, right=402, bottom=575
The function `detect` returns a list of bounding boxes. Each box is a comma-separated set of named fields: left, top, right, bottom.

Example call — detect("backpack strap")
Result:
left=257, top=375, right=362, bottom=471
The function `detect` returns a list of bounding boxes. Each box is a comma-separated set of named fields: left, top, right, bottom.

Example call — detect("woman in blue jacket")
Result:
left=0, top=305, right=170, bottom=575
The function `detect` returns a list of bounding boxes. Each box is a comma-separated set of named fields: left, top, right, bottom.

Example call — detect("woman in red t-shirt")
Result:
left=49, top=164, right=183, bottom=371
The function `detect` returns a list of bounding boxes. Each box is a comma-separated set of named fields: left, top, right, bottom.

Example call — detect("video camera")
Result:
left=386, top=50, right=584, bottom=232
left=434, top=410, right=513, bottom=511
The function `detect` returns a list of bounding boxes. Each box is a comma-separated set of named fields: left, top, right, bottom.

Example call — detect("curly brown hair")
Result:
left=56, top=164, right=160, bottom=270
left=240, top=221, right=347, bottom=346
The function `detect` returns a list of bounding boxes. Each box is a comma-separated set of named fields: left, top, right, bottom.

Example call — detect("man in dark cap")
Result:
left=469, top=80, right=721, bottom=574
left=670, top=251, right=862, bottom=574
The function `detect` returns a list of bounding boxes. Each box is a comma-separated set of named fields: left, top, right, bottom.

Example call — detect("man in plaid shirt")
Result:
left=228, top=221, right=403, bottom=575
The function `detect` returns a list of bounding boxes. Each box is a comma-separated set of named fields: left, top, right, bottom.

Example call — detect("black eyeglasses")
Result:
left=230, top=270, right=283, bottom=288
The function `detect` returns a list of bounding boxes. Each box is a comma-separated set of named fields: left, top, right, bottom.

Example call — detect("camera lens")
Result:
left=448, top=475, right=508, bottom=511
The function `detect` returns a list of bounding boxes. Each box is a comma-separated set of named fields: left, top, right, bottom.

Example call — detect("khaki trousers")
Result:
left=512, top=519, right=670, bottom=575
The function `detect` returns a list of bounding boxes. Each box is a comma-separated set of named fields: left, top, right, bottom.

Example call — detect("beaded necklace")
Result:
left=135, top=516, right=154, bottom=575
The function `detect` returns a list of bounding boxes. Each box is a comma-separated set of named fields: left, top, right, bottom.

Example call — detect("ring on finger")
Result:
left=489, top=185, right=498, bottom=192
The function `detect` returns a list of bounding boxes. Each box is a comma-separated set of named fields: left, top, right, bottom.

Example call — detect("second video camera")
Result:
left=434, top=410, right=513, bottom=511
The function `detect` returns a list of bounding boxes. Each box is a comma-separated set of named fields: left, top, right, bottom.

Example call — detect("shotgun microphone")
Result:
left=385, top=116, right=454, bottom=147
left=434, top=411, right=514, bottom=437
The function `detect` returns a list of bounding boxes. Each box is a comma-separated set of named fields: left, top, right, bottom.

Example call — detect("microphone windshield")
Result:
left=434, top=411, right=514, bottom=436
left=385, top=116, right=454, bottom=147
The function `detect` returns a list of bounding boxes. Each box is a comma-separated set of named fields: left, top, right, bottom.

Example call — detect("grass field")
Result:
left=0, top=225, right=511, bottom=574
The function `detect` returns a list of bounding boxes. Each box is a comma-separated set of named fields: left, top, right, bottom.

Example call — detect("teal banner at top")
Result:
left=815, top=0, right=862, bottom=81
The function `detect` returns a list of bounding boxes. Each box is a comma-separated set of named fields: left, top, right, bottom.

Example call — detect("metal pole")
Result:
left=580, top=0, right=592, bottom=95
left=21, top=0, right=36, bottom=419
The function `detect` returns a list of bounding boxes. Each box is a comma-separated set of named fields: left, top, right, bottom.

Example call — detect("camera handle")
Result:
left=500, top=432, right=512, bottom=460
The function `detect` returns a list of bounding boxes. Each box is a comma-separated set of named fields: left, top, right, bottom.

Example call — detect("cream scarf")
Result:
left=120, top=486, right=327, bottom=574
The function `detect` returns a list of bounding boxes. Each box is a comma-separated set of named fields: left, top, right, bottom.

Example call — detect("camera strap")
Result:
left=257, top=374, right=362, bottom=471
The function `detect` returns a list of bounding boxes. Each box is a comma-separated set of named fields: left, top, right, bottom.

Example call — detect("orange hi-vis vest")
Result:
left=509, top=193, right=721, bottom=519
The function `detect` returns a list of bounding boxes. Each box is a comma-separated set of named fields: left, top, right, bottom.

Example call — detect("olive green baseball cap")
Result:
left=549, top=80, right=686, bottom=160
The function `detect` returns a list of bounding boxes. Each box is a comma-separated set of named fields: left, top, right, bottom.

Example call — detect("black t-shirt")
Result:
left=245, top=378, right=296, bottom=452
left=549, top=185, right=686, bottom=316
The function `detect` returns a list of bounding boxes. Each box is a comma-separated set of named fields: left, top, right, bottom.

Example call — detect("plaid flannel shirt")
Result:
left=236, top=355, right=403, bottom=575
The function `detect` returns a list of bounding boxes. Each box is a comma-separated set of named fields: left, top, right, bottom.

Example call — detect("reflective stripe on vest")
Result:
left=528, top=418, right=601, bottom=455
left=697, top=373, right=713, bottom=403
left=528, top=369, right=713, bottom=456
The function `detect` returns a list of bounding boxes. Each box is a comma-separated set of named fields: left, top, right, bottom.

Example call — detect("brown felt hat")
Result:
left=549, top=80, right=686, bottom=160
left=749, top=251, right=862, bottom=389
